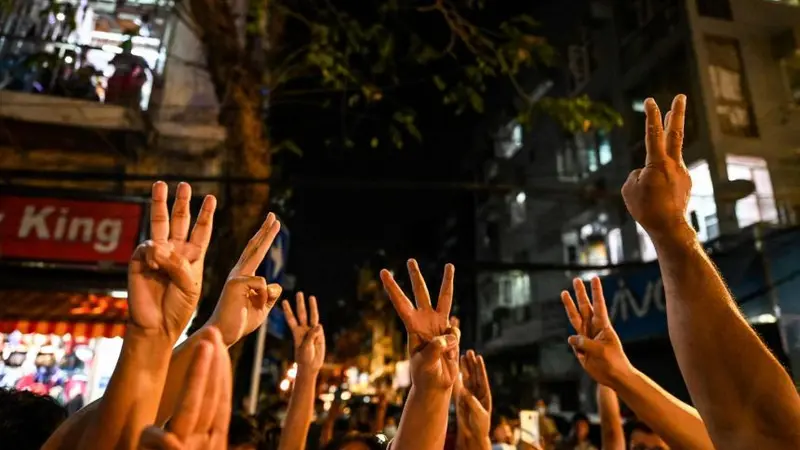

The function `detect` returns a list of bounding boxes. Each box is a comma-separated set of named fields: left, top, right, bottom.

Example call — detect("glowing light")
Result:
left=324, top=401, right=332, bottom=411
left=279, top=379, right=291, bottom=391
left=56, top=13, right=66, bottom=21
left=328, top=386, right=337, bottom=393
left=516, top=192, right=526, bottom=204
left=65, top=56, right=74, bottom=64
left=363, top=396, right=371, bottom=403
left=110, top=290, right=128, bottom=299
left=288, top=363, right=298, bottom=379
left=340, top=391, right=352, bottom=401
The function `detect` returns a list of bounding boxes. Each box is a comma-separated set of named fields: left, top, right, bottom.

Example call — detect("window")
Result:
left=726, top=155, right=778, bottom=228
left=696, top=0, right=733, bottom=20
left=557, top=132, right=613, bottom=181
left=687, top=160, right=719, bottom=242
left=498, top=272, right=531, bottom=308
left=509, top=191, right=527, bottom=227
left=706, top=36, right=758, bottom=137
left=496, top=121, right=523, bottom=159
left=637, top=223, right=658, bottom=262
left=608, top=228, right=623, bottom=264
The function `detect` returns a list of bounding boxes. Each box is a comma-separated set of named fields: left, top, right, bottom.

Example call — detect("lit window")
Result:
left=496, top=122, right=523, bottom=159
left=726, top=155, right=778, bottom=228
left=607, top=228, right=623, bottom=264
left=509, top=192, right=526, bottom=227
left=706, top=36, right=758, bottom=137
left=598, top=131, right=612, bottom=165
left=687, top=160, right=718, bottom=242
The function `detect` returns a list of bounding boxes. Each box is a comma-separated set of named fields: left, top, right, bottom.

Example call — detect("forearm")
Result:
left=155, top=326, right=216, bottom=425
left=456, top=435, right=491, bottom=450
left=612, top=368, right=713, bottom=450
left=278, top=367, right=319, bottom=450
left=82, top=329, right=173, bottom=450
left=654, top=224, right=800, bottom=445
left=393, top=386, right=451, bottom=450
left=596, top=385, right=625, bottom=450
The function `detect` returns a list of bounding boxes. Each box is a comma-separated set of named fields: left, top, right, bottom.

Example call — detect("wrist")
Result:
left=201, top=320, right=237, bottom=348
left=296, top=365, right=320, bottom=382
left=606, top=361, right=636, bottom=391
left=648, top=220, right=697, bottom=250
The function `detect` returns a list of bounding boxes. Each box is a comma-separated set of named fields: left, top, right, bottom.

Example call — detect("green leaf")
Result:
left=371, top=137, right=379, bottom=148
left=468, top=90, right=485, bottom=113
left=432, top=75, right=447, bottom=91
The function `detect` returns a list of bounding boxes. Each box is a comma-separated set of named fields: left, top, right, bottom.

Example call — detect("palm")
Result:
left=128, top=182, right=216, bottom=340
left=411, top=346, right=458, bottom=388
left=284, top=292, right=325, bottom=370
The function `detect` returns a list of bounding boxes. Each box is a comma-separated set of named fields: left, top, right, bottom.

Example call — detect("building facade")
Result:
left=474, top=0, right=800, bottom=410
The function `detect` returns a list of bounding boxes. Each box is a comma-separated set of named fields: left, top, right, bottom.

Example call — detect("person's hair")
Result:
left=565, top=412, right=590, bottom=444
left=0, top=388, right=67, bottom=450
left=228, top=413, right=261, bottom=447
left=322, top=432, right=390, bottom=450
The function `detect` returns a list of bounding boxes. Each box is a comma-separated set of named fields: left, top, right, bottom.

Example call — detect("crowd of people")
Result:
left=1, top=94, right=799, bottom=450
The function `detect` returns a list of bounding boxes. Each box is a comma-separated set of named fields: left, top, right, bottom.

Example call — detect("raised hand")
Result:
left=128, top=182, right=216, bottom=341
left=138, top=328, right=232, bottom=450
left=621, top=95, right=693, bottom=240
left=560, top=277, right=632, bottom=388
left=283, top=293, right=326, bottom=372
left=380, top=260, right=459, bottom=391
left=455, top=350, right=492, bottom=445
left=208, top=213, right=283, bottom=346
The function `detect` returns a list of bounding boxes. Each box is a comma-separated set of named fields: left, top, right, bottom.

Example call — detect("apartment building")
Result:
left=0, top=0, right=227, bottom=402
left=474, top=0, right=800, bottom=409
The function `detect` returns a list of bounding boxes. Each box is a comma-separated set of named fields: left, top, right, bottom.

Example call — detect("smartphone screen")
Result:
left=519, top=410, right=540, bottom=445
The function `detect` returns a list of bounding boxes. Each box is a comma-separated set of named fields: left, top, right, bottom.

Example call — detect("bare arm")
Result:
left=278, top=367, right=319, bottom=450
left=394, top=385, right=452, bottom=450
left=611, top=368, right=714, bottom=450
left=654, top=227, right=800, bottom=447
left=622, top=96, right=800, bottom=449
left=596, top=385, right=625, bottom=450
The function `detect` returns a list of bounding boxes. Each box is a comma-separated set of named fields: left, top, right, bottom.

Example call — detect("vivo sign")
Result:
left=608, top=277, right=666, bottom=324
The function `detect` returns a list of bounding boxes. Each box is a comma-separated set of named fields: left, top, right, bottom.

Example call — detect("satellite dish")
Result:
left=717, top=179, right=756, bottom=201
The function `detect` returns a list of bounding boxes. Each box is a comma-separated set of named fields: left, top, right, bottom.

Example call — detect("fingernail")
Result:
left=435, top=336, right=448, bottom=349
left=267, top=284, right=282, bottom=298
left=567, top=335, right=579, bottom=346
left=444, top=334, right=457, bottom=346
left=675, top=94, right=687, bottom=106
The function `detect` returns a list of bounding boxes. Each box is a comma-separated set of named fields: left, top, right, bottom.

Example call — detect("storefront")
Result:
left=0, top=188, right=146, bottom=409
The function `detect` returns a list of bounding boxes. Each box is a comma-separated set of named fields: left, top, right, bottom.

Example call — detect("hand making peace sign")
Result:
left=138, top=328, right=232, bottom=450
left=128, top=182, right=216, bottom=342
left=621, top=95, right=693, bottom=240
left=380, top=259, right=459, bottom=390
left=208, top=213, right=283, bottom=346
left=560, top=277, right=632, bottom=388
left=283, top=292, right=326, bottom=372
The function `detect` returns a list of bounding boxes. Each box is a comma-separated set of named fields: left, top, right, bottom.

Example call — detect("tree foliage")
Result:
left=264, top=0, right=622, bottom=153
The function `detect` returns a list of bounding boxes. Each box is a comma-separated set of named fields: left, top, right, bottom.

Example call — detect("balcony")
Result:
left=619, top=2, right=684, bottom=72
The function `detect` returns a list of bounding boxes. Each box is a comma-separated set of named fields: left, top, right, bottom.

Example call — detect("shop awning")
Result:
left=0, top=320, right=126, bottom=338
left=0, top=290, right=128, bottom=338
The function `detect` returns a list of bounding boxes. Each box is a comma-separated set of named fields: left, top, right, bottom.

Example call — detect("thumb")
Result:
left=420, top=334, right=457, bottom=365
left=228, top=276, right=269, bottom=307
left=568, top=335, right=604, bottom=356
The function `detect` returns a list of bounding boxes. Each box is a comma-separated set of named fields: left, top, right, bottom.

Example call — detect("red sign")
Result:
left=0, top=194, right=144, bottom=265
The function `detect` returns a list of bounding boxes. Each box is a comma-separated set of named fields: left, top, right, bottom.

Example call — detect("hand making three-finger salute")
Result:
left=139, top=327, right=233, bottom=450
left=380, top=259, right=459, bottom=450
left=73, top=182, right=217, bottom=450
left=279, top=292, right=326, bottom=450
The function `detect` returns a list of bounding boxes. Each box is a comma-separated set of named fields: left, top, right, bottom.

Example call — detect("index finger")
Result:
left=309, top=295, right=319, bottom=326
left=644, top=98, right=667, bottom=165
left=295, top=292, right=308, bottom=326
left=282, top=300, right=298, bottom=329
left=436, top=264, right=455, bottom=317
left=232, top=213, right=280, bottom=277
left=380, top=269, right=416, bottom=326
left=560, top=291, right=583, bottom=332
left=476, top=355, right=491, bottom=408
left=150, top=181, right=170, bottom=242
left=666, top=94, right=687, bottom=161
